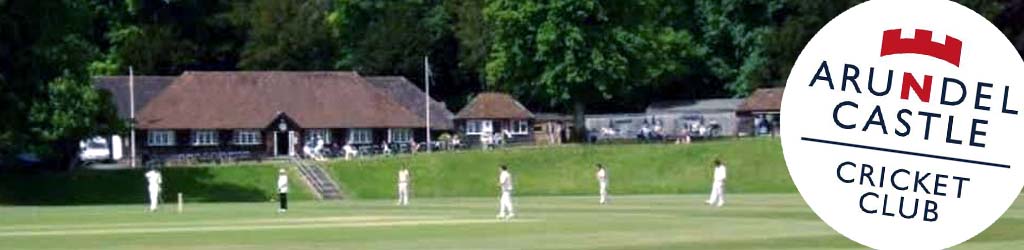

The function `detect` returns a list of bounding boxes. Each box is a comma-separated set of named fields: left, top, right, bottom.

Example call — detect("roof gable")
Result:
left=738, top=87, right=784, bottom=112
left=364, top=76, right=455, bottom=130
left=94, top=76, right=176, bottom=120
left=455, top=92, right=534, bottom=120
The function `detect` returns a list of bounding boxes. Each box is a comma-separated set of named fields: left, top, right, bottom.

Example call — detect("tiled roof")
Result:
left=455, top=92, right=533, bottom=120
left=738, top=87, right=784, bottom=112
left=364, top=76, right=454, bottom=130
left=94, top=76, right=176, bottom=120
left=137, top=71, right=425, bottom=129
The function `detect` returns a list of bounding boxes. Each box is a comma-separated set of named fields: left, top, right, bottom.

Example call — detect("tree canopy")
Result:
left=1, top=0, right=1021, bottom=165
left=1, top=0, right=120, bottom=166
left=485, top=0, right=701, bottom=115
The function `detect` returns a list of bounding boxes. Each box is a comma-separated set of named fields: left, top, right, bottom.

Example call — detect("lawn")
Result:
left=0, top=194, right=1021, bottom=250
left=0, top=163, right=313, bottom=205
left=328, top=138, right=792, bottom=199
left=1, top=138, right=1021, bottom=249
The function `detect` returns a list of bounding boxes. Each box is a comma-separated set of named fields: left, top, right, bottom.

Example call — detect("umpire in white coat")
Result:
left=277, top=168, right=289, bottom=213
left=397, top=166, right=411, bottom=206
left=145, top=168, right=162, bottom=212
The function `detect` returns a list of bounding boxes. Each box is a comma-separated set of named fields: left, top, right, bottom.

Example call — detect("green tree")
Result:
left=485, top=0, right=702, bottom=136
left=329, top=0, right=484, bottom=108
left=689, top=0, right=785, bottom=96
left=447, top=0, right=489, bottom=83
left=232, top=0, right=338, bottom=70
left=754, top=0, right=860, bottom=91
left=331, top=0, right=450, bottom=74
left=0, top=0, right=121, bottom=167
left=89, top=0, right=242, bottom=75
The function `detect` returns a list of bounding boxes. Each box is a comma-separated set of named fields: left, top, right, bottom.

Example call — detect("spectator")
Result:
left=410, top=141, right=421, bottom=153
left=381, top=142, right=392, bottom=156
left=343, top=144, right=358, bottom=160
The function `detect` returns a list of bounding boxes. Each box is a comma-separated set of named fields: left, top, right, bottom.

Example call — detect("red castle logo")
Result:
left=879, top=29, right=964, bottom=102
left=880, top=29, right=962, bottom=67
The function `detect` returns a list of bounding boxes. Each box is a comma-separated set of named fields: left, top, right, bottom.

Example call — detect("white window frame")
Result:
left=191, top=130, right=219, bottom=146
left=233, top=130, right=262, bottom=145
left=147, top=130, right=175, bottom=146
left=389, top=128, right=413, bottom=143
left=348, top=128, right=373, bottom=144
left=305, top=129, right=331, bottom=144
left=511, top=120, right=529, bottom=135
left=465, top=120, right=481, bottom=135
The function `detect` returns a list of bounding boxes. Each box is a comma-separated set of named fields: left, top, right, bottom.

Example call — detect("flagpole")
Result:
left=424, top=57, right=432, bottom=153
left=129, top=67, right=137, bottom=168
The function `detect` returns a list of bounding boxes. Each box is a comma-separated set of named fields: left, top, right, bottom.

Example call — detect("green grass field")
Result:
left=2, top=138, right=1021, bottom=249
left=0, top=138, right=788, bottom=204
left=1, top=194, right=1022, bottom=250
left=330, top=138, right=792, bottom=199
left=0, top=163, right=313, bottom=205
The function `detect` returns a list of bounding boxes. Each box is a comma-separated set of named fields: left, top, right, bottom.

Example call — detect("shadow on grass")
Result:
left=0, top=168, right=268, bottom=205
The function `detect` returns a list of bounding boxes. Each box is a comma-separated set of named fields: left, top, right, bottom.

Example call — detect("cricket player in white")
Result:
left=145, top=168, right=162, bottom=212
left=397, top=166, right=410, bottom=206
left=596, top=164, right=608, bottom=204
left=497, top=165, right=515, bottom=220
left=277, top=168, right=289, bottom=213
left=705, top=159, right=727, bottom=207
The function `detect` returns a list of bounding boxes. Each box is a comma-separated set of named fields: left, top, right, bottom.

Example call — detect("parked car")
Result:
left=79, top=135, right=122, bottom=163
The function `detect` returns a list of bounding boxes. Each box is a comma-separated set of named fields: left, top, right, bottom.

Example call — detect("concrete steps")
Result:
left=290, top=158, right=343, bottom=200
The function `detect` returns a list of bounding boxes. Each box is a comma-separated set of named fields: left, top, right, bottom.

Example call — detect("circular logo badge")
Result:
left=781, top=0, right=1024, bottom=249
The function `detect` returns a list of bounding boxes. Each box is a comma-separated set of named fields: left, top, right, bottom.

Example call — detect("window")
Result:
left=147, top=130, right=175, bottom=146
left=389, top=128, right=413, bottom=142
left=85, top=138, right=108, bottom=149
left=192, top=130, right=219, bottom=146
left=511, top=120, right=529, bottom=134
left=348, top=129, right=372, bottom=144
left=304, top=129, right=331, bottom=143
left=465, top=120, right=481, bottom=134
left=233, top=130, right=262, bottom=145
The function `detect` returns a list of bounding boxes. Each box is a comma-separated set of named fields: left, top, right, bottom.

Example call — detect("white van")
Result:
left=79, top=135, right=123, bottom=162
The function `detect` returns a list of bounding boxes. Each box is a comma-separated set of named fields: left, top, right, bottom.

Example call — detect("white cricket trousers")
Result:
left=148, top=187, right=159, bottom=211
left=599, top=181, right=608, bottom=204
left=397, top=183, right=409, bottom=206
left=498, top=191, right=515, bottom=218
left=708, top=181, right=725, bottom=207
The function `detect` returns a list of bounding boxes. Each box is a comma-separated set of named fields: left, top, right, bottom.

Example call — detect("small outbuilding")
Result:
left=533, top=113, right=573, bottom=145
left=645, top=98, right=744, bottom=137
left=736, top=87, right=784, bottom=136
left=454, top=92, right=534, bottom=146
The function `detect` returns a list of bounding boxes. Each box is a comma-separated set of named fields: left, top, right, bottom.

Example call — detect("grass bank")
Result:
left=0, top=164, right=312, bottom=205
left=328, top=137, right=791, bottom=199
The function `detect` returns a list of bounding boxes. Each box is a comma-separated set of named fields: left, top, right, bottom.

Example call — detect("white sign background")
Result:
left=781, top=0, right=1024, bottom=249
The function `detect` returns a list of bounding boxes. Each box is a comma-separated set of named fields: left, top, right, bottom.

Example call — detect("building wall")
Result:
left=134, top=129, right=269, bottom=164
left=736, top=112, right=780, bottom=137
left=533, top=120, right=572, bottom=145
left=455, top=119, right=533, bottom=146
left=136, top=127, right=446, bottom=163
left=586, top=111, right=740, bottom=139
